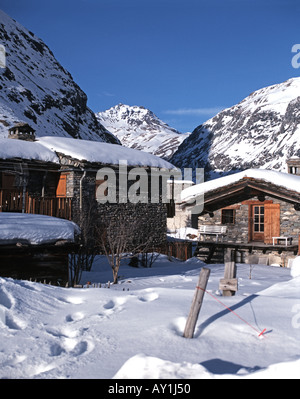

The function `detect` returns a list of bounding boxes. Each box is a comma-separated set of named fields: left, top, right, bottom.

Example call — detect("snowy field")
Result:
left=0, top=254, right=300, bottom=380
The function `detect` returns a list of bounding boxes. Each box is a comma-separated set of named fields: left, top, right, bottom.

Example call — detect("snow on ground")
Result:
left=0, top=254, right=299, bottom=379
left=167, top=227, right=199, bottom=241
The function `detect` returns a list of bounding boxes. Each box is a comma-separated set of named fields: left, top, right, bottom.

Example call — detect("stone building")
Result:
left=180, top=168, right=300, bottom=266
left=166, top=179, right=196, bottom=233
left=8, top=122, right=36, bottom=141
left=1, top=128, right=177, bottom=251
left=286, top=156, right=300, bottom=176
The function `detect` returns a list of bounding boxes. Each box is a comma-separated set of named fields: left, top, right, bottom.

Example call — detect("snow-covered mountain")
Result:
left=0, top=10, right=119, bottom=144
left=170, top=77, right=300, bottom=180
left=96, top=103, right=190, bottom=160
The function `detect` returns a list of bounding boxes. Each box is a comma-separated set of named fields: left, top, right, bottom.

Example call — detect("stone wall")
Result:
left=68, top=167, right=167, bottom=249
left=198, top=195, right=300, bottom=243
left=197, top=195, right=300, bottom=266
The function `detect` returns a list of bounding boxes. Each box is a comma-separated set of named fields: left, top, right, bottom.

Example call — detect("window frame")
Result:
left=221, top=208, right=236, bottom=225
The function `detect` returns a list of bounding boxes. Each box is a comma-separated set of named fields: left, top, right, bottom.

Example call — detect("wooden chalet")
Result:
left=180, top=168, right=300, bottom=266
left=0, top=124, right=71, bottom=219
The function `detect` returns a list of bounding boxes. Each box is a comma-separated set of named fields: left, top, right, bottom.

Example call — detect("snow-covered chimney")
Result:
left=8, top=122, right=36, bottom=141
left=287, top=157, right=300, bottom=175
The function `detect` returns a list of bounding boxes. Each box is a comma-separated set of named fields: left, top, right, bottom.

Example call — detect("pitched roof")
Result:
left=0, top=136, right=177, bottom=169
left=37, top=136, right=177, bottom=169
left=181, top=169, right=300, bottom=204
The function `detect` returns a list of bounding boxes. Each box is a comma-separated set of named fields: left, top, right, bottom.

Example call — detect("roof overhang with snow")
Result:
left=0, top=136, right=178, bottom=171
left=37, top=136, right=177, bottom=170
left=181, top=169, right=300, bottom=213
left=0, top=139, right=60, bottom=164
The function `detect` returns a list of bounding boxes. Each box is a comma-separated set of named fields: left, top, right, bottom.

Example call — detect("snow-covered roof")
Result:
left=181, top=169, right=300, bottom=202
left=0, top=138, right=59, bottom=163
left=0, top=136, right=177, bottom=169
left=0, top=213, right=80, bottom=245
left=37, top=136, right=177, bottom=169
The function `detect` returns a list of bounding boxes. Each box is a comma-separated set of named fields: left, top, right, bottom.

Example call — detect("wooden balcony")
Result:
left=0, top=189, right=72, bottom=220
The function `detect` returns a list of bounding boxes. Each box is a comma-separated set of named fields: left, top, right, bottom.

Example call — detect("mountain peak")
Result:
left=96, top=104, right=190, bottom=160
left=170, top=77, right=300, bottom=180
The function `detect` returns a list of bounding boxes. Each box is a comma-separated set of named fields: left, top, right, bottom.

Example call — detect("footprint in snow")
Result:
left=103, top=296, right=128, bottom=311
left=65, top=312, right=85, bottom=323
left=0, top=287, right=13, bottom=309
left=137, top=289, right=159, bottom=302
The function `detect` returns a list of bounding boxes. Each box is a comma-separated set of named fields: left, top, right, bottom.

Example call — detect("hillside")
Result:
left=170, top=77, right=300, bottom=180
left=0, top=10, right=119, bottom=144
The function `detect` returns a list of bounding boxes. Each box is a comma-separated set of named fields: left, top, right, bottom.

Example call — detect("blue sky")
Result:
left=1, top=0, right=300, bottom=132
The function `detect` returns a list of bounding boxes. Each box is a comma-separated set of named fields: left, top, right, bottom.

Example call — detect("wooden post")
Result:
left=183, top=267, right=211, bottom=339
left=220, top=248, right=237, bottom=296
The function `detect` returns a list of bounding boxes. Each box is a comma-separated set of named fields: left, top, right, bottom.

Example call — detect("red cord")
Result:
left=196, top=286, right=267, bottom=338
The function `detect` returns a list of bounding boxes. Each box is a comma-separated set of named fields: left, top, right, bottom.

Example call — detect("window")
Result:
left=253, top=205, right=264, bottom=232
left=166, top=199, right=175, bottom=218
left=221, top=209, right=235, bottom=224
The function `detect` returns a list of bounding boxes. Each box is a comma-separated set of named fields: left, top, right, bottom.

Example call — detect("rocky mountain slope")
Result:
left=0, top=9, right=119, bottom=143
left=96, top=103, right=190, bottom=159
left=170, top=77, right=300, bottom=180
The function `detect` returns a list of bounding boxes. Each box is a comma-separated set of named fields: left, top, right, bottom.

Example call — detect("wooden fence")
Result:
left=0, top=190, right=72, bottom=220
left=158, top=241, right=194, bottom=261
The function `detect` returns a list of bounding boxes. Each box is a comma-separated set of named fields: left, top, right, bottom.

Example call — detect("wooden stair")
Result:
left=194, top=242, right=225, bottom=263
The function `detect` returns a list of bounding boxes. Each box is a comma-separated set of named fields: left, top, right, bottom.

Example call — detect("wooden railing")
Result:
left=0, top=190, right=72, bottom=220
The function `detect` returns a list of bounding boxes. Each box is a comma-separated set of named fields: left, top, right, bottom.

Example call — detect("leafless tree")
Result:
left=69, top=200, right=99, bottom=286
left=98, top=214, right=157, bottom=284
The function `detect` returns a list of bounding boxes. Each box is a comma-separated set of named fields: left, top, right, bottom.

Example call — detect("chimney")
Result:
left=8, top=122, right=36, bottom=141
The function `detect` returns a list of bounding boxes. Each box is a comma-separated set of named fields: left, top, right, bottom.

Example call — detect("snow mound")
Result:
left=113, top=354, right=300, bottom=380
left=113, top=353, right=212, bottom=379
left=0, top=213, right=80, bottom=245
left=291, top=257, right=300, bottom=278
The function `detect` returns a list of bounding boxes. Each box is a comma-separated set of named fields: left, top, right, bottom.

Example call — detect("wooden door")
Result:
left=251, top=205, right=265, bottom=241
left=264, top=203, right=280, bottom=244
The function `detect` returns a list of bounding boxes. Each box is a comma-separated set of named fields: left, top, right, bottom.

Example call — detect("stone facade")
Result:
left=167, top=180, right=197, bottom=232
left=197, top=195, right=300, bottom=266
left=61, top=161, right=168, bottom=249
left=198, top=196, right=300, bottom=243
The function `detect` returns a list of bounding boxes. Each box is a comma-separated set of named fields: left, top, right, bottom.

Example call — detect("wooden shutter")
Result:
left=2, top=173, right=15, bottom=189
left=264, top=203, right=280, bottom=244
left=56, top=174, right=67, bottom=198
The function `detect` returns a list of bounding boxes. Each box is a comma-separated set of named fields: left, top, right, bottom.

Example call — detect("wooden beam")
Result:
left=219, top=278, right=238, bottom=292
left=222, top=249, right=237, bottom=296
left=183, top=267, right=211, bottom=339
